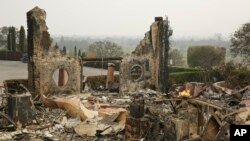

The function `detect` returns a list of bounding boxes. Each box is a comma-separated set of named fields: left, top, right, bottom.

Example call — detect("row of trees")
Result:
left=0, top=26, right=27, bottom=52
left=59, top=40, right=124, bottom=59
left=53, top=20, right=250, bottom=68
left=54, top=43, right=80, bottom=57
left=1, top=20, right=247, bottom=66
left=74, top=46, right=85, bottom=58
left=58, top=40, right=227, bottom=69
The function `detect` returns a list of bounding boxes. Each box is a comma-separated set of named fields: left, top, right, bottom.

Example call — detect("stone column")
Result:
left=106, top=63, right=115, bottom=89
left=27, top=6, right=51, bottom=95
left=157, top=17, right=171, bottom=93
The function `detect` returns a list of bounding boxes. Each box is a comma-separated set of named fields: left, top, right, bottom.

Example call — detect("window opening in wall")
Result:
left=130, top=64, right=143, bottom=82
left=52, top=68, right=69, bottom=87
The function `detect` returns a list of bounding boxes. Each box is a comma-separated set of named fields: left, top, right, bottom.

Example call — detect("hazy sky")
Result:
left=1, top=0, right=250, bottom=38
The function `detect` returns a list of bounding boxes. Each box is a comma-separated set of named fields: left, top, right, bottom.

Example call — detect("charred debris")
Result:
left=0, top=6, right=250, bottom=141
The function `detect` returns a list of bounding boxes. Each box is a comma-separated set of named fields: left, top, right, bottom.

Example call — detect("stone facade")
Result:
left=27, top=7, right=81, bottom=96
left=120, top=17, right=172, bottom=94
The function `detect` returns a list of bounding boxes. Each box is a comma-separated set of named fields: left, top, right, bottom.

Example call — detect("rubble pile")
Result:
left=0, top=6, right=250, bottom=141
left=1, top=81, right=250, bottom=140
left=0, top=87, right=129, bottom=140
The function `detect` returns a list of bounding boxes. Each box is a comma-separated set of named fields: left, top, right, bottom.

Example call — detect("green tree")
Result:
left=19, top=26, right=26, bottom=53
left=54, top=42, right=59, bottom=49
left=11, top=27, right=16, bottom=52
left=7, top=33, right=11, bottom=51
left=88, top=40, right=123, bottom=58
left=187, top=46, right=226, bottom=69
left=82, top=52, right=86, bottom=58
left=230, top=22, right=250, bottom=64
left=0, top=26, right=9, bottom=48
left=62, top=46, right=67, bottom=55
left=78, top=49, right=81, bottom=58
left=74, top=46, right=77, bottom=57
left=169, top=49, right=185, bottom=66
left=7, top=27, right=16, bottom=51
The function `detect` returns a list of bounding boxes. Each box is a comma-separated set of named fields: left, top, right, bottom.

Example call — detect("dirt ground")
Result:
left=0, top=60, right=118, bottom=83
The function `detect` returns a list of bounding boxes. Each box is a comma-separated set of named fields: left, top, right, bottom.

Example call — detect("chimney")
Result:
left=106, top=63, right=115, bottom=89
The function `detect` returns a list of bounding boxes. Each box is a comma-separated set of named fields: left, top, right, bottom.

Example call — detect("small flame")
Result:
left=179, top=90, right=191, bottom=97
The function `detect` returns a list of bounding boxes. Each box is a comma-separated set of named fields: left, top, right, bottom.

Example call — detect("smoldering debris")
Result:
left=1, top=6, right=250, bottom=141
left=1, top=81, right=250, bottom=140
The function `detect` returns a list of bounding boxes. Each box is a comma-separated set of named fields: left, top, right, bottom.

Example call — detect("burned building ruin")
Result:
left=1, top=6, right=250, bottom=141
left=120, top=17, right=172, bottom=94
left=25, top=7, right=173, bottom=97
left=27, top=7, right=81, bottom=96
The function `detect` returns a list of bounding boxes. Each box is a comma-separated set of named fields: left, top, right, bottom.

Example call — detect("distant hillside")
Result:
left=171, top=38, right=230, bottom=51
left=51, top=35, right=230, bottom=54
left=52, top=36, right=141, bottom=53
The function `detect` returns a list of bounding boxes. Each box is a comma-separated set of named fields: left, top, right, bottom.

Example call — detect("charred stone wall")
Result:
left=27, top=7, right=81, bottom=96
left=120, top=17, right=172, bottom=94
